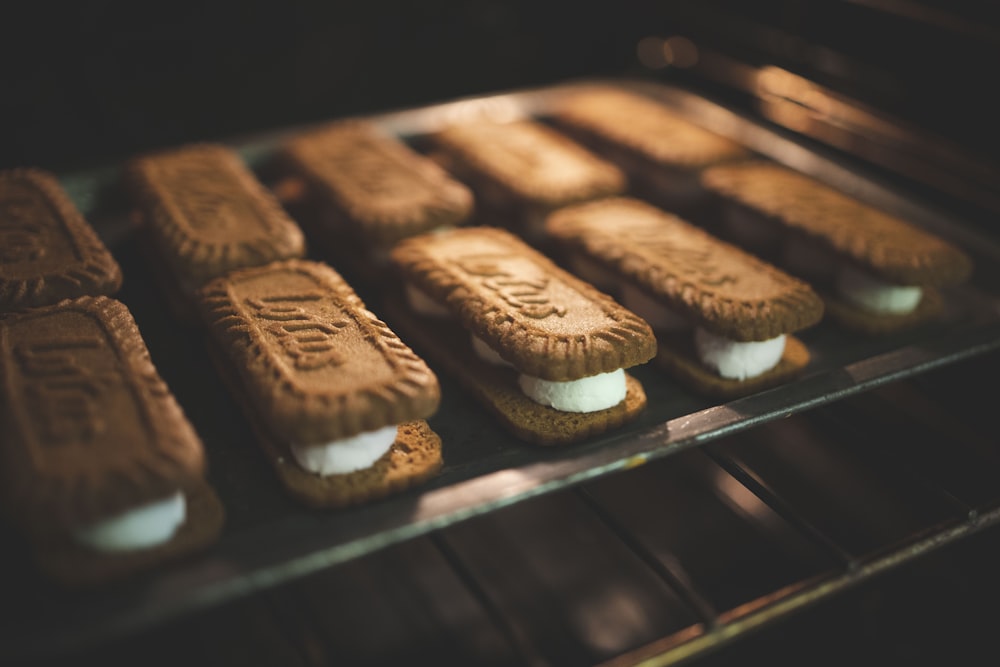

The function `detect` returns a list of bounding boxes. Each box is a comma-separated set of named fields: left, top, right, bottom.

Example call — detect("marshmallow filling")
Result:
left=406, top=285, right=627, bottom=413
left=612, top=280, right=787, bottom=382
left=694, top=328, right=786, bottom=381
left=518, top=368, right=627, bottom=413
left=835, top=265, right=923, bottom=315
left=290, top=425, right=398, bottom=476
left=74, top=491, right=186, bottom=553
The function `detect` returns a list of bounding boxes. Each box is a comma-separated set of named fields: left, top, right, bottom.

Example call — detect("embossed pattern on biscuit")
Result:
left=282, top=120, right=473, bottom=245
left=700, top=161, right=973, bottom=286
left=198, top=259, right=440, bottom=444
left=430, top=120, right=626, bottom=207
left=546, top=198, right=824, bottom=341
left=552, top=86, right=747, bottom=168
left=0, top=297, right=205, bottom=532
left=0, top=169, right=122, bottom=309
left=390, top=227, right=656, bottom=381
left=127, top=144, right=305, bottom=286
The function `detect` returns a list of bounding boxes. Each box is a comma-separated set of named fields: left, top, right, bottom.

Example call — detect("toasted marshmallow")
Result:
left=74, top=492, right=186, bottom=553
left=694, top=327, right=786, bottom=381
left=518, top=368, right=627, bottom=413
left=835, top=265, right=923, bottom=315
left=291, top=425, right=398, bottom=476
left=620, top=283, right=692, bottom=332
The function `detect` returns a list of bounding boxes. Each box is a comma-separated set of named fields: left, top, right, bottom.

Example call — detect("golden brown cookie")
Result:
left=126, top=143, right=306, bottom=318
left=550, top=85, right=747, bottom=214
left=700, top=160, right=974, bottom=334
left=0, top=296, right=222, bottom=586
left=197, top=259, right=442, bottom=507
left=428, top=119, right=626, bottom=238
left=0, top=168, right=122, bottom=310
left=388, top=226, right=655, bottom=444
left=545, top=198, right=824, bottom=398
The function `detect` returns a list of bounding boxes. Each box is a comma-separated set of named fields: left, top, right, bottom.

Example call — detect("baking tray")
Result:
left=3, top=78, right=1000, bottom=662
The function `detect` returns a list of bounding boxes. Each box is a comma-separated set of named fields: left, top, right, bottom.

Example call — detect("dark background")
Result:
left=0, top=1, right=662, bottom=173
left=2, top=0, right=996, bottom=224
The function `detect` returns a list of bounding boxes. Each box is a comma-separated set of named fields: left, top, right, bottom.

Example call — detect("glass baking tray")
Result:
left=4, top=78, right=1000, bottom=662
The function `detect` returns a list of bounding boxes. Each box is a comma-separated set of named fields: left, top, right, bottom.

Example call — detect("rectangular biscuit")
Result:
left=549, top=85, right=747, bottom=214
left=0, top=296, right=223, bottom=586
left=545, top=198, right=824, bottom=398
left=700, top=161, right=974, bottom=334
left=279, top=119, right=474, bottom=248
left=428, top=119, right=626, bottom=238
left=387, top=226, right=656, bottom=445
left=1, top=168, right=122, bottom=310
left=126, top=143, right=306, bottom=318
left=196, top=259, right=443, bottom=508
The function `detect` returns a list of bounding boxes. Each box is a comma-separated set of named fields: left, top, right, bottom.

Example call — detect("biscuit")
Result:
left=549, top=85, right=747, bottom=215
left=0, top=296, right=223, bottom=586
left=278, top=119, right=474, bottom=250
left=428, top=119, right=626, bottom=239
left=700, top=161, right=973, bottom=334
left=387, top=226, right=656, bottom=445
left=0, top=168, right=122, bottom=310
left=545, top=198, right=824, bottom=398
left=197, top=259, right=442, bottom=508
left=126, top=143, right=306, bottom=319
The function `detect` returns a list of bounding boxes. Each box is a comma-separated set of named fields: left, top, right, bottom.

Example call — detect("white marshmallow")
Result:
left=835, top=265, right=923, bottom=315
left=620, top=283, right=692, bottom=332
left=407, top=282, right=627, bottom=413
left=74, top=492, right=186, bottom=553
left=694, top=327, right=786, bottom=380
left=291, top=425, right=398, bottom=476
left=518, top=368, right=627, bottom=413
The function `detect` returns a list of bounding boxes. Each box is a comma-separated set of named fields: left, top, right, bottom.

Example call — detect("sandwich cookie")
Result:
left=125, top=143, right=306, bottom=321
left=427, top=119, right=626, bottom=242
left=275, top=119, right=474, bottom=283
left=387, top=226, right=656, bottom=445
left=197, top=259, right=442, bottom=508
left=1, top=168, right=122, bottom=310
left=549, top=85, right=747, bottom=216
left=545, top=198, right=824, bottom=398
left=0, top=296, right=223, bottom=586
left=700, top=161, right=974, bottom=334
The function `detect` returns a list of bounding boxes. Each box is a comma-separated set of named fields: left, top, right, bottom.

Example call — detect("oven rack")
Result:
left=3, top=79, right=1000, bottom=663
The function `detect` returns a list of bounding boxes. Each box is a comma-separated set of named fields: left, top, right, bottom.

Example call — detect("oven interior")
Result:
left=3, top=2, right=1000, bottom=666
